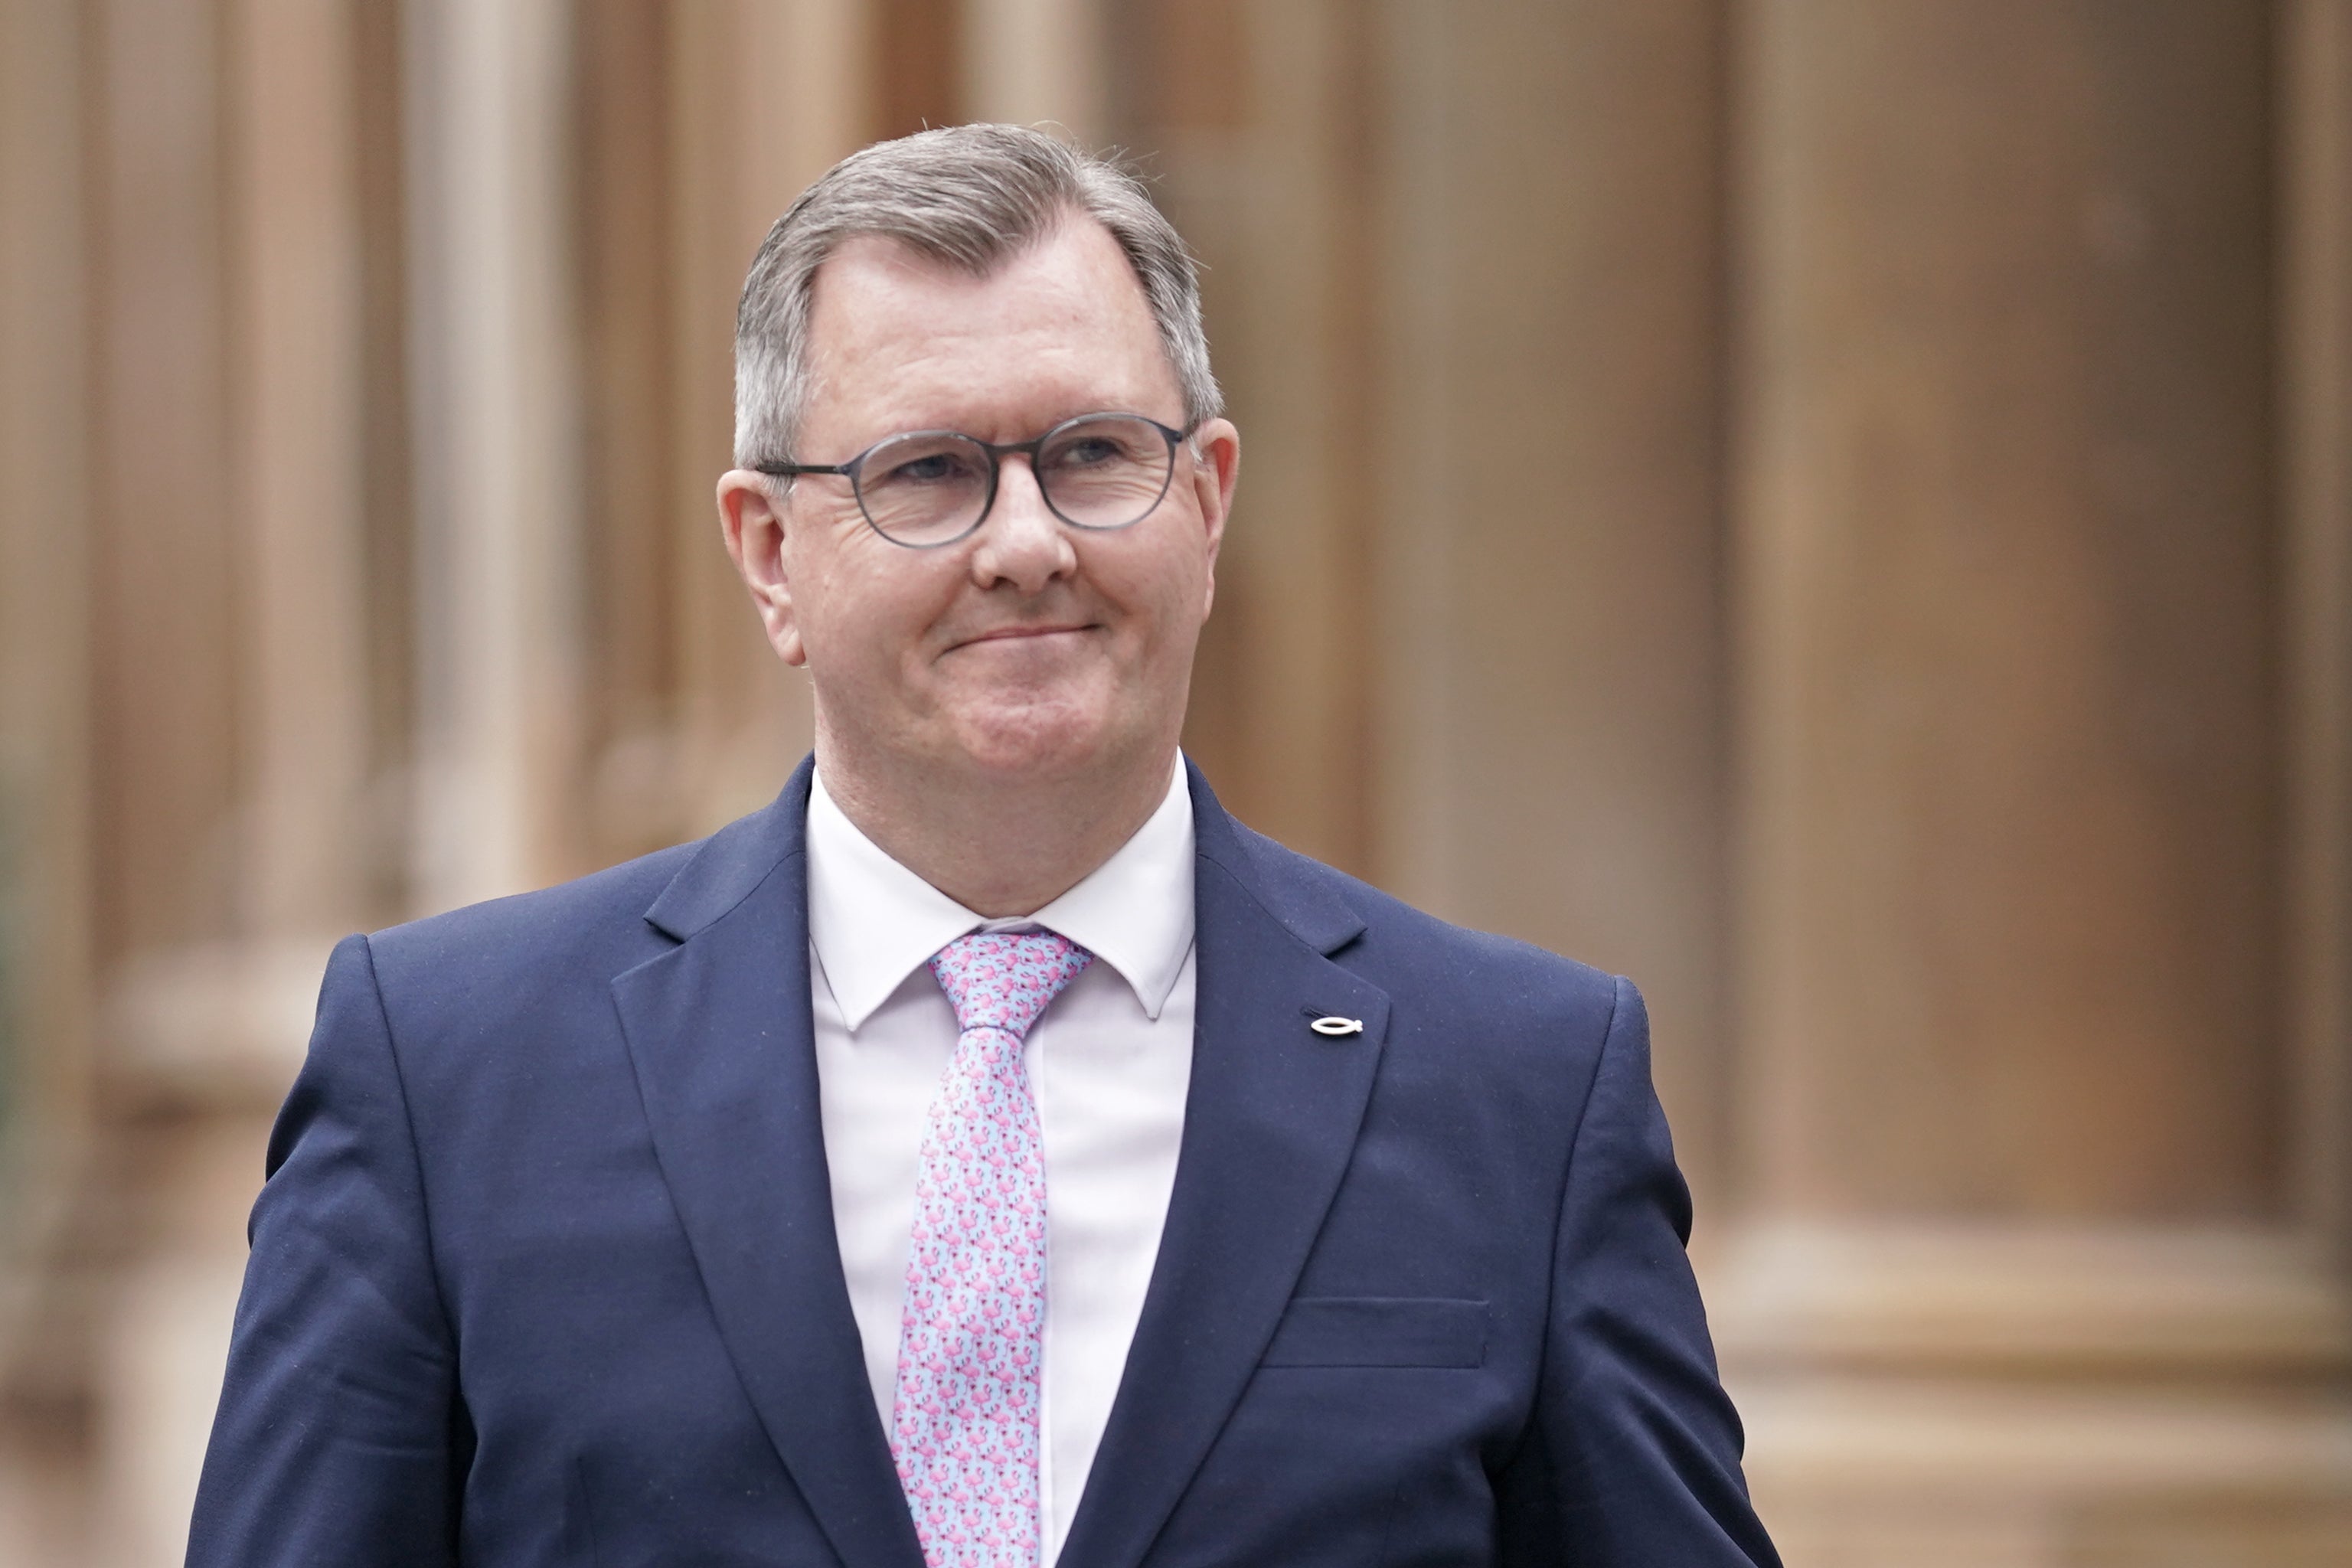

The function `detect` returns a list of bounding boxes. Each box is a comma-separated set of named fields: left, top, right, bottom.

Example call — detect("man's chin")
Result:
left=939, top=702, right=1127, bottom=783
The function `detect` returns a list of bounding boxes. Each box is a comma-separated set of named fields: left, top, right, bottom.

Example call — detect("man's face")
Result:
left=724, top=217, right=1239, bottom=793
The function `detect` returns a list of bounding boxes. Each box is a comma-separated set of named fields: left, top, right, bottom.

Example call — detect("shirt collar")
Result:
left=805, top=756, right=1195, bottom=1031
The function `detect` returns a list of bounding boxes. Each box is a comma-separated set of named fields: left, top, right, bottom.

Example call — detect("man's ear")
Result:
left=1186, top=417, right=1240, bottom=616
left=717, top=469, right=807, bottom=666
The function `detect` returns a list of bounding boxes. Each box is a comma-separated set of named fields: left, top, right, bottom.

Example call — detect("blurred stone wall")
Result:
left=3, top=2, right=2350, bottom=1562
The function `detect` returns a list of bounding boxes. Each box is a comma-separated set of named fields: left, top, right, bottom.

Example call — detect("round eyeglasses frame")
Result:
left=753, top=411, right=1195, bottom=549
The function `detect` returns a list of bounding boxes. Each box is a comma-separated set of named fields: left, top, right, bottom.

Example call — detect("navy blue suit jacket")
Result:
left=188, top=760, right=1779, bottom=1567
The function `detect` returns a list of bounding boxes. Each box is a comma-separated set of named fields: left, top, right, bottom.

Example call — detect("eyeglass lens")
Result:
left=854, top=414, right=1174, bottom=546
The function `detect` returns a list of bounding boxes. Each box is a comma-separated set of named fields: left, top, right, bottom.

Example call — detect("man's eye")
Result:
left=1050, top=439, right=1125, bottom=470
left=884, top=452, right=977, bottom=485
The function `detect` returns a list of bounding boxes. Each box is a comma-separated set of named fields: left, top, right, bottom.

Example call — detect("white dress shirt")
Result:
left=804, top=758, right=1196, bottom=1566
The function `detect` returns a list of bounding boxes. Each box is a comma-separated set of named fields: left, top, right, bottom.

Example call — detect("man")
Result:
left=189, top=124, right=1779, bottom=1567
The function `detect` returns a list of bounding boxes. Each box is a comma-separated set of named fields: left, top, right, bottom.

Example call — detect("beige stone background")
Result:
left=5, top=1, right=2352, bottom=1563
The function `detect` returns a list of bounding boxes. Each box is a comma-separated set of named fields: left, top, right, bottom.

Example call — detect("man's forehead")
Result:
left=798, top=217, right=1176, bottom=437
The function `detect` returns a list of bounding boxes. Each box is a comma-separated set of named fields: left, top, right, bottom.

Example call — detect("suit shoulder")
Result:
left=1224, top=818, right=1623, bottom=1016
left=361, top=838, right=702, bottom=1009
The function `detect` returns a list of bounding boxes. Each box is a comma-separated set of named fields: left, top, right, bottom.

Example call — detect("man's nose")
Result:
left=969, top=455, right=1076, bottom=592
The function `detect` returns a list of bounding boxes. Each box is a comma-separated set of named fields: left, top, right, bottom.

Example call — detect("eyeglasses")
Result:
left=755, top=411, right=1193, bottom=549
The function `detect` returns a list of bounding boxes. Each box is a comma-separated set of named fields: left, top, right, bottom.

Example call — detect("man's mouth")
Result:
left=954, top=622, right=1096, bottom=648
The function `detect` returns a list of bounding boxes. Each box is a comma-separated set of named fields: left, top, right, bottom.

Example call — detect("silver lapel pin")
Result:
left=1309, top=1015, right=1364, bottom=1037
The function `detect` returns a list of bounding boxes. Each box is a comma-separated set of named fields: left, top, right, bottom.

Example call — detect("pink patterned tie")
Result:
left=891, top=929, right=1092, bottom=1568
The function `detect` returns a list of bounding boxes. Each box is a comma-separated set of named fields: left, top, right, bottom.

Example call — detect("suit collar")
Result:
left=1059, top=763, right=1389, bottom=1568
left=1183, top=756, right=1367, bottom=957
left=641, top=756, right=813, bottom=942
left=615, top=756, right=927, bottom=1568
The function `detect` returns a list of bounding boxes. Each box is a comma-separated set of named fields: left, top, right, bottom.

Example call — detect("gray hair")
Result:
left=733, top=123, right=1221, bottom=468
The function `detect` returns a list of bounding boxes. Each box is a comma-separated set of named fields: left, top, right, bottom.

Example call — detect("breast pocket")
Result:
left=1260, top=1296, right=1489, bottom=1369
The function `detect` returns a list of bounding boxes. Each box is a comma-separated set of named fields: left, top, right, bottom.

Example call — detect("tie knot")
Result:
left=929, top=930, right=1093, bottom=1040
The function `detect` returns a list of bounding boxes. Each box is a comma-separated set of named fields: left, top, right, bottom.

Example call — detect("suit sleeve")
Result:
left=185, top=933, right=464, bottom=1568
left=1494, top=977, right=1782, bottom=1568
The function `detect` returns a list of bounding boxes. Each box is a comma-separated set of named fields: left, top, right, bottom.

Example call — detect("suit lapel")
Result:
left=1058, top=773, right=1390, bottom=1568
left=611, top=760, right=925, bottom=1568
